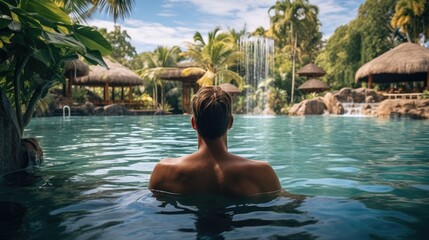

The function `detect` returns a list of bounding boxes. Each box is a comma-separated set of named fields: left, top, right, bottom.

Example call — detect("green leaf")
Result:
left=83, top=49, right=108, bottom=69
left=42, top=31, right=86, bottom=53
left=0, top=14, right=12, bottom=28
left=21, top=0, right=71, bottom=25
left=73, top=25, right=112, bottom=56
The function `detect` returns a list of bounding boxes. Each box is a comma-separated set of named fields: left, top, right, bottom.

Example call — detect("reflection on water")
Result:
left=0, top=115, right=428, bottom=239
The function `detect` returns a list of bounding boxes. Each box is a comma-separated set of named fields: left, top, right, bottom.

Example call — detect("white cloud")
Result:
left=87, top=19, right=195, bottom=52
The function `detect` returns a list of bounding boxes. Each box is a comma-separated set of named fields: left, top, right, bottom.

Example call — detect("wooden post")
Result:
left=112, top=86, right=115, bottom=102
left=104, top=81, right=109, bottom=104
left=67, top=72, right=73, bottom=98
left=121, top=87, right=124, bottom=101
left=129, top=84, right=132, bottom=102
left=368, top=74, right=373, bottom=89
left=426, top=72, right=429, bottom=91
left=182, top=81, right=186, bottom=113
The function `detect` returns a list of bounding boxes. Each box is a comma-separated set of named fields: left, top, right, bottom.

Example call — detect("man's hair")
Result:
left=192, top=86, right=232, bottom=140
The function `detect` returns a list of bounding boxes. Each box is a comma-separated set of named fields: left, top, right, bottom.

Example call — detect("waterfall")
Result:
left=239, top=36, right=275, bottom=114
left=342, top=103, right=379, bottom=116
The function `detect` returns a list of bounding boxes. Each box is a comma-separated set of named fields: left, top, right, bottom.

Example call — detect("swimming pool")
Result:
left=1, top=115, right=428, bottom=239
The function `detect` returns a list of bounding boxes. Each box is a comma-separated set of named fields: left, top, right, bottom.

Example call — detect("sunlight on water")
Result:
left=1, top=115, right=428, bottom=239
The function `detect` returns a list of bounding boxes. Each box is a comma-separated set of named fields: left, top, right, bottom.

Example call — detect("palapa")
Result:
left=219, top=83, right=241, bottom=94
left=297, top=63, right=326, bottom=78
left=64, top=59, right=89, bottom=77
left=298, top=79, right=329, bottom=93
left=75, top=59, right=143, bottom=87
left=155, top=62, right=203, bottom=114
left=355, top=43, right=429, bottom=84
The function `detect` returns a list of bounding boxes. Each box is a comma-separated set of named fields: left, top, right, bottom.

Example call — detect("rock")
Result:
left=20, top=138, right=43, bottom=167
left=94, top=106, right=105, bottom=115
left=377, top=99, right=429, bottom=119
left=104, top=103, right=130, bottom=116
left=288, top=97, right=327, bottom=116
left=323, top=92, right=344, bottom=115
left=334, top=87, right=385, bottom=103
left=365, top=96, right=374, bottom=103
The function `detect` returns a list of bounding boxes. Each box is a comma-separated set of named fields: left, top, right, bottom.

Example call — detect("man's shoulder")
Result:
left=228, top=155, right=272, bottom=170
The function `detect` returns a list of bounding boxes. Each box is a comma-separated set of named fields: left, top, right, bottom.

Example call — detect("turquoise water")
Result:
left=1, top=115, right=428, bottom=239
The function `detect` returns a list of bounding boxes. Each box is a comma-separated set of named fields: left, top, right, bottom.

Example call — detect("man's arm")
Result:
left=148, top=163, right=164, bottom=191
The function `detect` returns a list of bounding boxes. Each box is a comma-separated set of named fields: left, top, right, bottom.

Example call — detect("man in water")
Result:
left=149, top=86, right=281, bottom=196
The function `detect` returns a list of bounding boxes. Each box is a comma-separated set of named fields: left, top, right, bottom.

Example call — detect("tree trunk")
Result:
left=0, top=91, right=43, bottom=175
left=291, top=30, right=297, bottom=104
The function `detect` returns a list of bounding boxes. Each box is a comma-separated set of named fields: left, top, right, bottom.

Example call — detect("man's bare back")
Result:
left=149, top=137, right=281, bottom=196
left=149, top=86, right=281, bottom=197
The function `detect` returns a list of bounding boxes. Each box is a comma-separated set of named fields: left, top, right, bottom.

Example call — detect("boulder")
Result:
left=104, top=103, right=130, bottom=116
left=94, top=106, right=105, bottom=115
left=334, top=87, right=385, bottom=103
left=288, top=97, right=327, bottom=116
left=323, top=92, right=344, bottom=115
left=377, top=99, right=429, bottom=119
left=20, top=138, right=43, bottom=167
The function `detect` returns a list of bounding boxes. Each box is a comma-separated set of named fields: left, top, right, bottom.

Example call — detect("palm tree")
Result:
left=391, top=0, right=428, bottom=43
left=269, top=0, right=319, bottom=103
left=182, top=27, right=243, bottom=88
left=138, top=46, right=181, bottom=109
left=55, top=0, right=135, bottom=23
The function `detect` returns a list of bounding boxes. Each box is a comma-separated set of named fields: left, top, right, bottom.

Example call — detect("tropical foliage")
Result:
left=0, top=0, right=111, bottom=135
left=55, top=0, right=135, bottom=23
left=97, top=25, right=137, bottom=66
left=316, top=0, right=397, bottom=89
left=269, top=0, right=321, bottom=103
left=137, top=46, right=182, bottom=110
left=391, top=0, right=429, bottom=43
left=182, top=27, right=243, bottom=88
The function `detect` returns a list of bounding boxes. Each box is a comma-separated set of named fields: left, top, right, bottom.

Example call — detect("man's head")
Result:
left=191, top=86, right=233, bottom=140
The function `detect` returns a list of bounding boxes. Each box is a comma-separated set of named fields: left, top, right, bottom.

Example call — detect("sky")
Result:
left=88, top=0, right=365, bottom=53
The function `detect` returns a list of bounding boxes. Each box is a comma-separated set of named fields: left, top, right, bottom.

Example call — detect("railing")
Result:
left=382, top=93, right=422, bottom=99
left=63, top=105, right=71, bottom=118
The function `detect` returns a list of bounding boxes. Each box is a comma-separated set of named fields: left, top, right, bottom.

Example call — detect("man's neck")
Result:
left=197, top=134, right=228, bottom=158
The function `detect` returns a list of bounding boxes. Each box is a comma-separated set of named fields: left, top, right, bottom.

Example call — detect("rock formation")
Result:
left=377, top=99, right=429, bottom=119
left=289, top=87, right=429, bottom=119
left=288, top=97, right=327, bottom=116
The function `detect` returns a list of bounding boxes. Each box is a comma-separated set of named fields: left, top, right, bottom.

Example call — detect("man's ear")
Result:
left=191, top=116, right=197, bottom=130
left=228, top=115, right=234, bottom=129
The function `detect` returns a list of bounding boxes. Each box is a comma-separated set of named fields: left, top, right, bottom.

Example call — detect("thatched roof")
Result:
left=74, top=59, right=143, bottom=87
left=219, top=83, right=241, bottom=94
left=355, top=42, right=429, bottom=83
left=297, top=63, right=326, bottom=77
left=157, top=62, right=203, bottom=82
left=298, top=79, right=329, bottom=92
left=64, top=60, right=89, bottom=77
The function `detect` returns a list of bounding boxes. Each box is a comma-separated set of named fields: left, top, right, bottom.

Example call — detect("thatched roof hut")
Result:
left=75, top=59, right=143, bottom=87
left=156, top=62, right=203, bottom=114
left=73, top=59, right=143, bottom=104
left=219, top=83, right=241, bottom=94
left=355, top=43, right=429, bottom=89
left=298, top=79, right=329, bottom=93
left=157, top=62, right=202, bottom=81
left=64, top=60, right=89, bottom=77
left=297, top=63, right=326, bottom=78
